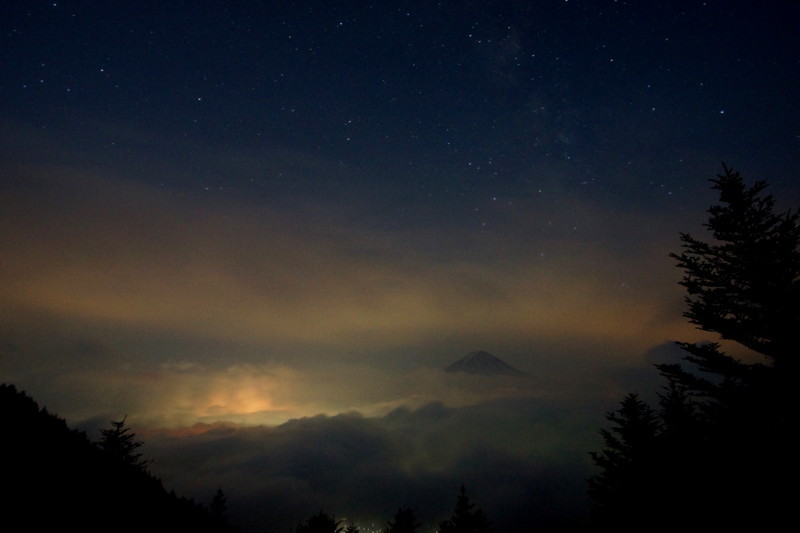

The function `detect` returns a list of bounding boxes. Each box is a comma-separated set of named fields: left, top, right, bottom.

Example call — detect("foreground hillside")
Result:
left=0, top=383, right=236, bottom=532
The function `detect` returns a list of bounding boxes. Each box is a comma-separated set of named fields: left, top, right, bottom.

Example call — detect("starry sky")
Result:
left=2, top=1, right=799, bottom=531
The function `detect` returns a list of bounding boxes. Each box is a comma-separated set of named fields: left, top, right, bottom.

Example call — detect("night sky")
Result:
left=2, top=1, right=799, bottom=531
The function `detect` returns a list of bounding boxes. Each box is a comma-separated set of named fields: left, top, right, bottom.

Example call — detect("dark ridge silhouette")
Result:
left=0, top=383, right=237, bottom=532
left=444, top=350, right=527, bottom=376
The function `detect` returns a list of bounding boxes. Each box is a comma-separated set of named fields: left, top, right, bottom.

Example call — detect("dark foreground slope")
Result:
left=0, top=383, right=236, bottom=532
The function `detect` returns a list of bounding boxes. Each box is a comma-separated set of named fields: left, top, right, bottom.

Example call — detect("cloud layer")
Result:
left=144, top=397, right=600, bottom=532
left=1, top=157, right=703, bottom=532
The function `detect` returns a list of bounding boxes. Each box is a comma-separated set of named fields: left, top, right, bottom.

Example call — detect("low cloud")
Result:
left=144, top=398, right=599, bottom=532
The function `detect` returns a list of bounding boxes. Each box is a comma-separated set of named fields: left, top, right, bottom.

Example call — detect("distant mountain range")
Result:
left=444, top=350, right=527, bottom=377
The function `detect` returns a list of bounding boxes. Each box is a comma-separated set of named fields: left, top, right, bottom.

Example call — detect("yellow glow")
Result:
left=0, top=167, right=698, bottom=429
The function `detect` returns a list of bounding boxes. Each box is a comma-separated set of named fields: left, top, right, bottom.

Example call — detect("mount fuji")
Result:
left=443, top=350, right=528, bottom=377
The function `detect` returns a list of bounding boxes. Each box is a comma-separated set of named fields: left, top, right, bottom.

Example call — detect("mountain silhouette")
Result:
left=444, top=351, right=527, bottom=376
left=0, top=383, right=237, bottom=532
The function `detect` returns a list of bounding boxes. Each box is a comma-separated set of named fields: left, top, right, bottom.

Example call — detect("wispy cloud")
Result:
left=1, top=159, right=699, bottom=429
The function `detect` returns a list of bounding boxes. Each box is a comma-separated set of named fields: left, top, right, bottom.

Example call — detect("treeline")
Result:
left=295, top=485, right=490, bottom=533
left=588, top=166, right=797, bottom=531
left=0, top=383, right=237, bottom=532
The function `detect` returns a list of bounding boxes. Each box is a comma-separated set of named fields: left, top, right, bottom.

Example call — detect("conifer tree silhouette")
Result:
left=587, top=394, right=659, bottom=526
left=386, top=507, right=420, bottom=533
left=589, top=165, right=798, bottom=529
left=297, top=510, right=344, bottom=533
left=660, top=165, right=797, bottom=527
left=437, top=485, right=491, bottom=533
left=670, top=164, right=799, bottom=372
left=210, top=488, right=228, bottom=519
left=98, top=415, right=149, bottom=470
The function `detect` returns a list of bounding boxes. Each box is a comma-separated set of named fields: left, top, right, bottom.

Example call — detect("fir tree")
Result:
left=589, top=165, right=798, bottom=529
left=210, top=487, right=228, bottom=520
left=98, top=415, right=149, bottom=470
left=386, top=507, right=420, bottom=533
left=438, top=485, right=491, bottom=533
left=670, top=164, right=799, bottom=372
left=587, top=393, right=659, bottom=525
left=297, top=511, right=344, bottom=533
left=658, top=165, right=798, bottom=527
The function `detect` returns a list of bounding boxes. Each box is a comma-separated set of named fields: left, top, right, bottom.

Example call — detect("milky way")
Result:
left=1, top=1, right=798, bottom=531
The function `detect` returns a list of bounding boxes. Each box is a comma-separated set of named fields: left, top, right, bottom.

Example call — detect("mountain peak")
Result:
left=444, top=350, right=527, bottom=377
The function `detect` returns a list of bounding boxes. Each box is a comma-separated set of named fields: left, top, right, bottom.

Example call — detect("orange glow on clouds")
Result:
left=1, top=166, right=698, bottom=429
